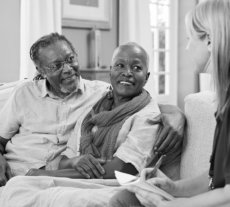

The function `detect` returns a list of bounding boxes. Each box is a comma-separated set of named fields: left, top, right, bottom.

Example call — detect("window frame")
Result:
left=149, top=0, right=178, bottom=105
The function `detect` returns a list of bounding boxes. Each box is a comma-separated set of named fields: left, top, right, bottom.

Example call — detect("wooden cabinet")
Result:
left=80, top=68, right=110, bottom=83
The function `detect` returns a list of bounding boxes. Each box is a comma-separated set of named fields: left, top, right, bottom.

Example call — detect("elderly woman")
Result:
left=57, top=42, right=179, bottom=179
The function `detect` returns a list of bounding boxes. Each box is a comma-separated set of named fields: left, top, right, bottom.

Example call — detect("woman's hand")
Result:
left=140, top=168, right=166, bottom=181
left=127, top=184, right=165, bottom=207
left=148, top=176, right=178, bottom=196
left=140, top=168, right=178, bottom=196
left=125, top=168, right=179, bottom=207
left=126, top=179, right=185, bottom=207
left=70, top=154, right=105, bottom=179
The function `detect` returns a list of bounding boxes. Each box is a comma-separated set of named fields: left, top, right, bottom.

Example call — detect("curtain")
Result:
left=20, top=0, right=62, bottom=79
left=119, top=0, right=155, bottom=97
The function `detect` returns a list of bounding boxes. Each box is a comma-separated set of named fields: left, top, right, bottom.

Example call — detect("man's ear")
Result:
left=36, top=66, right=46, bottom=78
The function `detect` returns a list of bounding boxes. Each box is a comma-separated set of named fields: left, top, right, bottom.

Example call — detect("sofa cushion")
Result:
left=0, top=80, right=28, bottom=109
left=180, top=91, right=217, bottom=179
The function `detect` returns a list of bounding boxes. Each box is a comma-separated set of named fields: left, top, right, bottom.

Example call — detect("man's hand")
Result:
left=153, top=104, right=186, bottom=156
left=0, top=154, right=12, bottom=186
left=70, top=154, right=105, bottom=179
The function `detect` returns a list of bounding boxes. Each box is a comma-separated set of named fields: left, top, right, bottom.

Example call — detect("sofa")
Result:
left=0, top=80, right=217, bottom=179
left=0, top=80, right=217, bottom=206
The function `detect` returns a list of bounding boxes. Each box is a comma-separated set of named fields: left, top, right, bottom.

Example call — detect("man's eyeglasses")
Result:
left=43, top=54, right=78, bottom=73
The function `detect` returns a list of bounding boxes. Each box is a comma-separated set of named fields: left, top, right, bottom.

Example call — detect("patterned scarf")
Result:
left=79, top=89, right=151, bottom=160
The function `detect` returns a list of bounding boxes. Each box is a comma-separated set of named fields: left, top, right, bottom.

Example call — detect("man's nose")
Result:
left=62, top=63, right=73, bottom=73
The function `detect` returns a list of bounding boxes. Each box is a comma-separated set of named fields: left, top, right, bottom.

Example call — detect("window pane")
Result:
left=159, top=52, right=165, bottom=72
left=158, top=74, right=165, bottom=94
left=153, top=51, right=159, bottom=73
left=157, top=4, right=169, bottom=27
left=70, top=0, right=99, bottom=7
left=150, top=0, right=170, bottom=5
left=158, top=0, right=170, bottom=5
left=159, top=29, right=165, bottom=49
left=165, top=52, right=170, bottom=73
left=165, top=74, right=170, bottom=95
left=149, top=3, right=157, bottom=27
left=165, top=29, right=170, bottom=50
left=151, top=28, right=158, bottom=49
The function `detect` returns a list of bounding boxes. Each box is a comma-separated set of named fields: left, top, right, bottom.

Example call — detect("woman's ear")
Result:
left=207, top=40, right=211, bottom=51
left=206, top=34, right=212, bottom=51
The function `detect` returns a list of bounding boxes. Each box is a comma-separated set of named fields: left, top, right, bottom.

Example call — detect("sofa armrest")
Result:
left=180, top=91, right=217, bottom=179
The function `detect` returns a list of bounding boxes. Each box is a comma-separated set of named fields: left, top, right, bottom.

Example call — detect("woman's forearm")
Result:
left=175, top=171, right=209, bottom=197
left=170, top=184, right=230, bottom=207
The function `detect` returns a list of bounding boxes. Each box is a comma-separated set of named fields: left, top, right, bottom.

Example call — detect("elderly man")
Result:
left=0, top=33, right=184, bottom=186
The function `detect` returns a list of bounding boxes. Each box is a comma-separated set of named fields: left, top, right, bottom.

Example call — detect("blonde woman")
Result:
left=110, top=0, right=230, bottom=206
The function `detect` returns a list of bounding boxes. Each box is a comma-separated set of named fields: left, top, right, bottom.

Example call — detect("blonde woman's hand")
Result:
left=148, top=176, right=178, bottom=196
left=140, top=168, right=166, bottom=181
left=126, top=183, right=168, bottom=207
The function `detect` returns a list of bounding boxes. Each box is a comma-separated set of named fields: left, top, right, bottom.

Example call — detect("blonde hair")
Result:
left=186, top=0, right=230, bottom=112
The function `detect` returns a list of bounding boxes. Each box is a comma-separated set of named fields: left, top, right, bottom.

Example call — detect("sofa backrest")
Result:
left=0, top=80, right=28, bottom=109
left=180, top=91, right=217, bottom=179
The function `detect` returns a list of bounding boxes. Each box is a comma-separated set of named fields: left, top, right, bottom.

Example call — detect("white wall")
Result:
left=178, top=0, right=198, bottom=110
left=0, top=0, right=199, bottom=110
left=62, top=0, right=118, bottom=69
left=0, top=0, right=20, bottom=82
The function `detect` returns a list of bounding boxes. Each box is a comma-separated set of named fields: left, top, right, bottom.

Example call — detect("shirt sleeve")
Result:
left=114, top=112, right=160, bottom=173
left=0, top=89, right=20, bottom=139
left=61, top=117, right=83, bottom=158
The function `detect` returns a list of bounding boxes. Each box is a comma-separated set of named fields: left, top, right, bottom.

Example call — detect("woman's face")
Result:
left=110, top=45, right=149, bottom=99
left=186, top=34, right=211, bottom=73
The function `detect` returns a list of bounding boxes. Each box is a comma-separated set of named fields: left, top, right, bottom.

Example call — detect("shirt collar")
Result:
left=77, top=76, right=85, bottom=93
left=40, top=79, right=49, bottom=98
left=39, top=77, right=84, bottom=98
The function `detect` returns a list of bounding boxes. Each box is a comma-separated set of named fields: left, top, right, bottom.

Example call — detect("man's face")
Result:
left=37, top=40, right=80, bottom=95
left=110, top=45, right=149, bottom=99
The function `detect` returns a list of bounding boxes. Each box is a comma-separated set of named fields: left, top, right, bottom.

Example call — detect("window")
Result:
left=149, top=0, right=178, bottom=104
